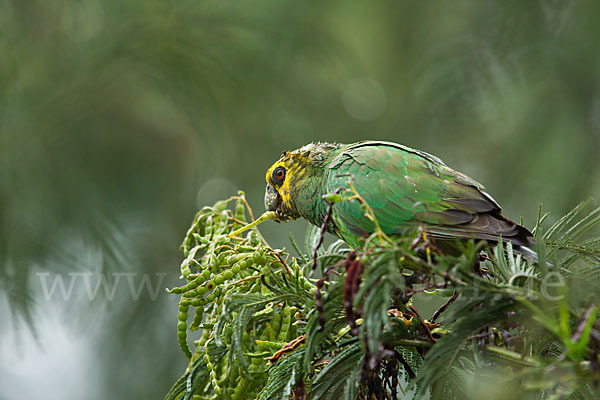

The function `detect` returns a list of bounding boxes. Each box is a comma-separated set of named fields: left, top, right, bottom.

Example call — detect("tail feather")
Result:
left=513, top=244, right=539, bottom=264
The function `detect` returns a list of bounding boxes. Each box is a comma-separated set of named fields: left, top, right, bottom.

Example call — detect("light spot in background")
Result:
left=540, top=0, right=574, bottom=35
left=61, top=0, right=105, bottom=41
left=271, top=114, right=314, bottom=147
left=342, top=77, right=387, bottom=121
left=196, top=178, right=238, bottom=207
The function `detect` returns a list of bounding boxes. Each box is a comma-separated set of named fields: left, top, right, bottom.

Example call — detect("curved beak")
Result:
left=264, top=184, right=280, bottom=212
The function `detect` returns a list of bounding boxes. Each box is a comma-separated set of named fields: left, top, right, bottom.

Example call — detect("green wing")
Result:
left=326, top=141, right=532, bottom=247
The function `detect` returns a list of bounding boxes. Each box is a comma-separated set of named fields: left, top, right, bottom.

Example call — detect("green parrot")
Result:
left=264, top=140, right=537, bottom=260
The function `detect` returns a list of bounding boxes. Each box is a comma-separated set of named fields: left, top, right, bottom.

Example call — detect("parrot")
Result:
left=264, top=140, right=538, bottom=261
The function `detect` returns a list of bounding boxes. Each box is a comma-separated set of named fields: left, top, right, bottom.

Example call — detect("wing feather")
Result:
left=326, top=141, right=533, bottom=247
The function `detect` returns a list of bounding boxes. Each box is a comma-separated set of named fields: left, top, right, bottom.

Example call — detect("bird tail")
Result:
left=513, top=244, right=539, bottom=264
left=513, top=243, right=557, bottom=268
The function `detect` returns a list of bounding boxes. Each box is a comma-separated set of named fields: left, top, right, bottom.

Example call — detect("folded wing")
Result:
left=326, top=141, right=534, bottom=248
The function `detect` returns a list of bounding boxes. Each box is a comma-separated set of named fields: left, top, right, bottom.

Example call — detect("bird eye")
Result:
left=272, top=167, right=286, bottom=185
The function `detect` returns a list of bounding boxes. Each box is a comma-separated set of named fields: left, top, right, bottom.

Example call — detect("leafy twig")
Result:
left=431, top=291, right=459, bottom=323
left=312, top=189, right=340, bottom=272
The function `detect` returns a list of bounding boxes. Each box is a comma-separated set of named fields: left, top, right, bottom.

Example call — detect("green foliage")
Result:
left=4, top=2, right=600, bottom=399
left=311, top=340, right=363, bottom=399
left=167, top=194, right=600, bottom=399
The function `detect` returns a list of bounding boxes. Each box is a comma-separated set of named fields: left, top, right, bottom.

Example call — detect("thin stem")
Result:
left=312, top=190, right=339, bottom=272
left=228, top=211, right=280, bottom=238
left=484, top=345, right=541, bottom=368
left=431, top=291, right=459, bottom=323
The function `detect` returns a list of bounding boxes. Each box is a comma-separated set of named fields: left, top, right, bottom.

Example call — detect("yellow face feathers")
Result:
left=265, top=150, right=311, bottom=207
left=264, top=142, right=340, bottom=219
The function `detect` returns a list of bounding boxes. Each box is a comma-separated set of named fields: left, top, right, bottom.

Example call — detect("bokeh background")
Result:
left=1, top=0, right=599, bottom=398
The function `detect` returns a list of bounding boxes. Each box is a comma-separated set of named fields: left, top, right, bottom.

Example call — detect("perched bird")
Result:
left=264, top=140, right=537, bottom=260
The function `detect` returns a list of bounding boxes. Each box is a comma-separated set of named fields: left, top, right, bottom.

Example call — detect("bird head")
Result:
left=264, top=142, right=339, bottom=220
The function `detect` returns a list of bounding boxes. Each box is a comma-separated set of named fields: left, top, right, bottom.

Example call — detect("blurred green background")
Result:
left=1, top=0, right=599, bottom=398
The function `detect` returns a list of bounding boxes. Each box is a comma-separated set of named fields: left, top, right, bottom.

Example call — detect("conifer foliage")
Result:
left=166, top=192, right=600, bottom=399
